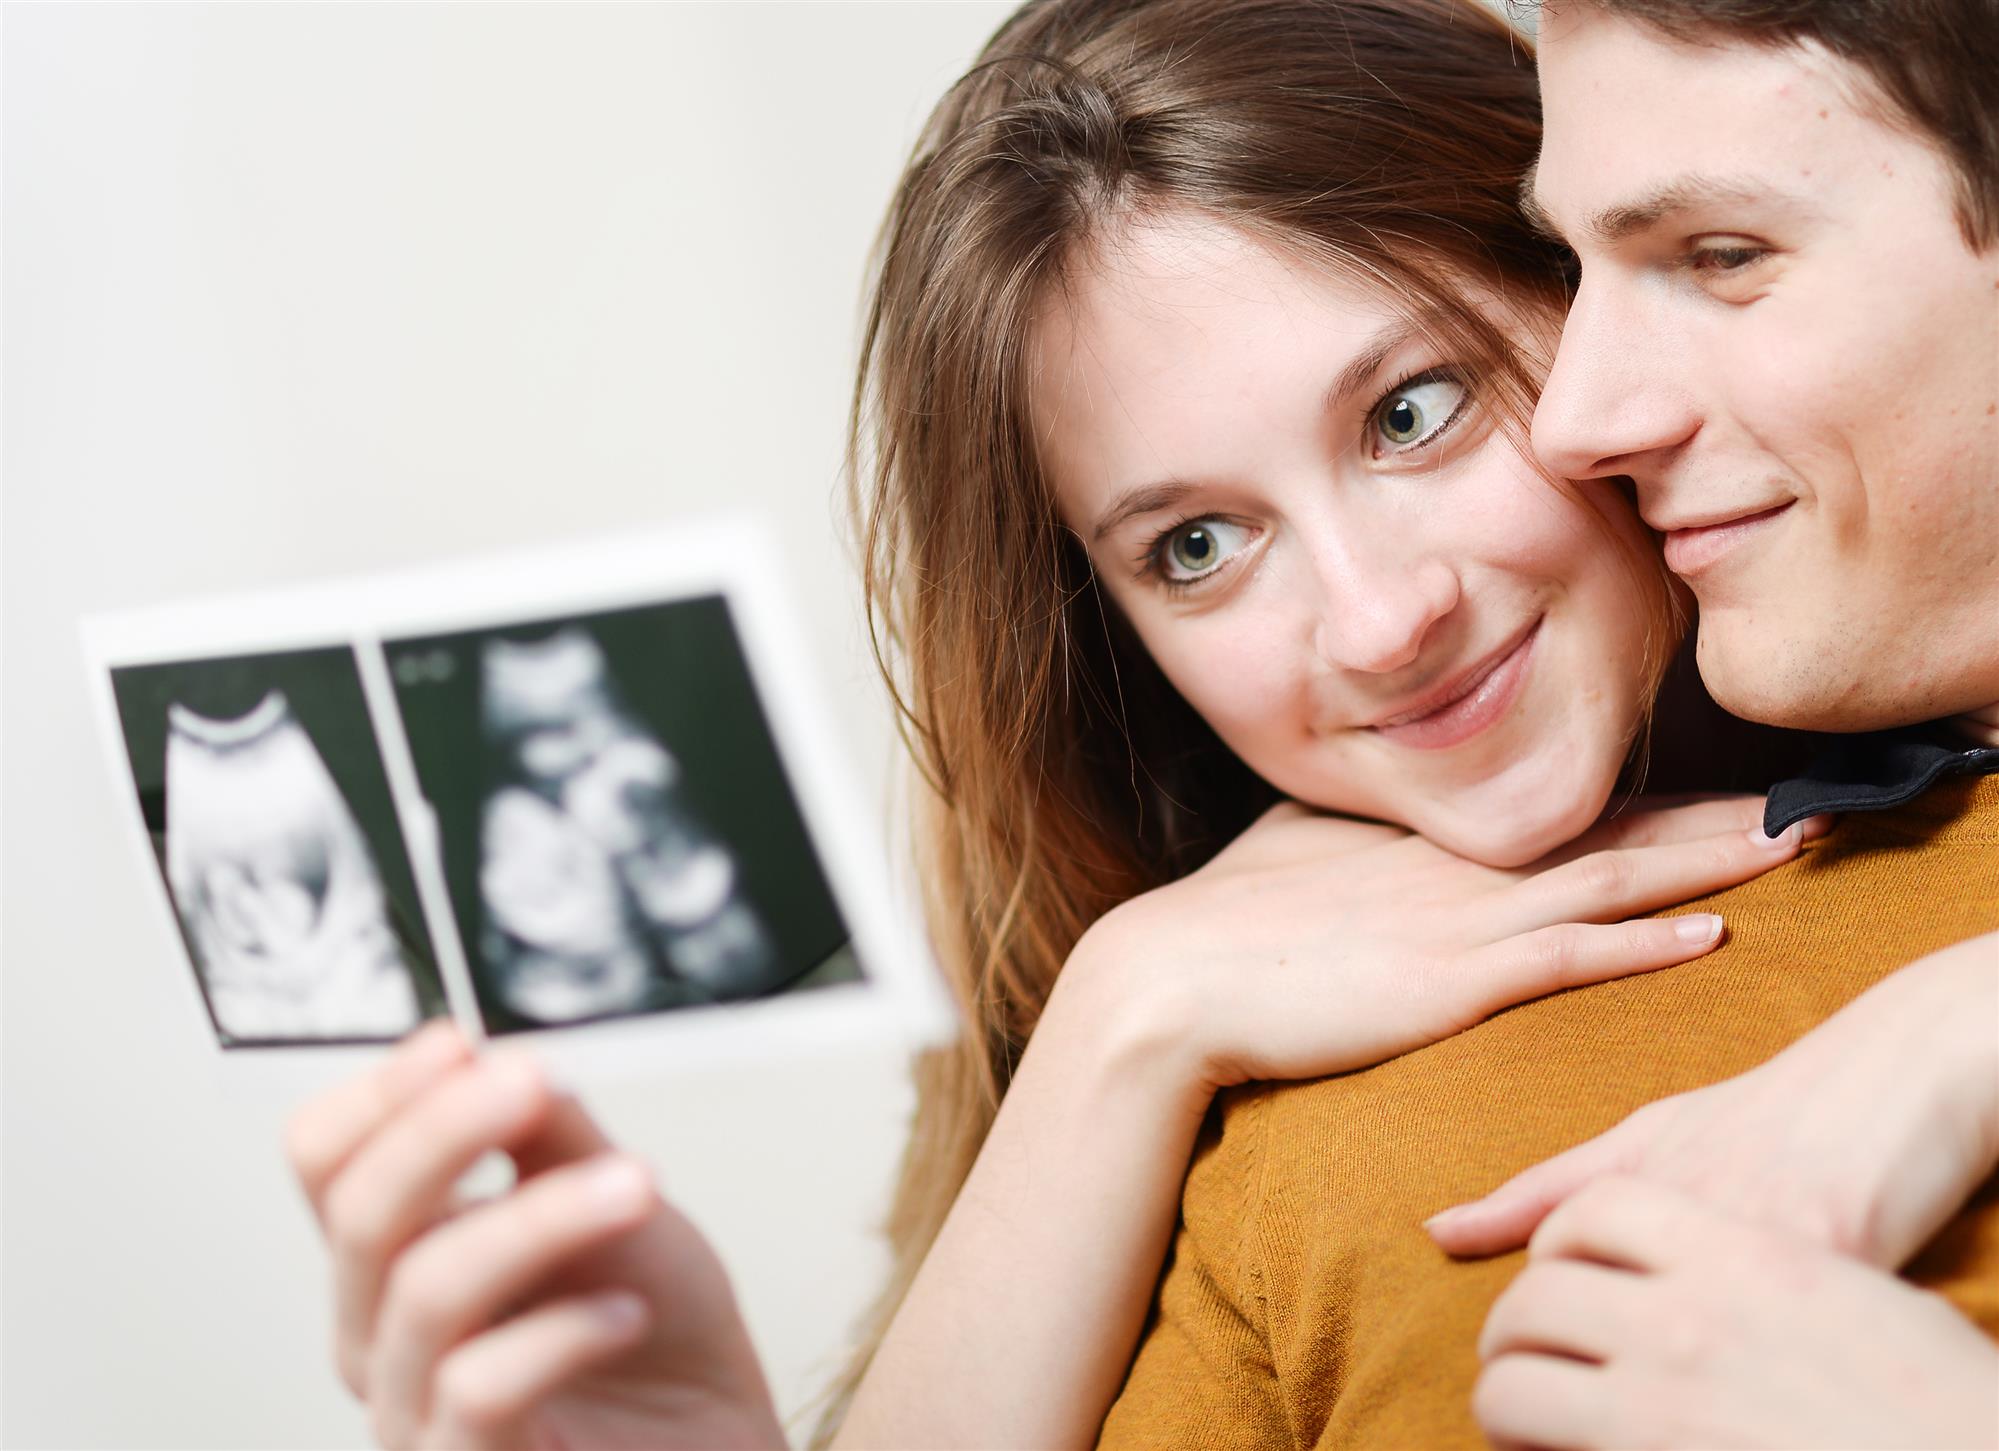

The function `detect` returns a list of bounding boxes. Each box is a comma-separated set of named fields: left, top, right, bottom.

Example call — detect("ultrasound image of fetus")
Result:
left=477, top=629, right=778, bottom=1024
left=164, top=692, right=419, bottom=1040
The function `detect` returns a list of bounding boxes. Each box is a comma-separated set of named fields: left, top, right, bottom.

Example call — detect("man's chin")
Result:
left=1695, top=625, right=1911, bottom=734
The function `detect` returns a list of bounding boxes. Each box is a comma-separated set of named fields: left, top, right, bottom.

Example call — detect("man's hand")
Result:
left=1473, top=1177, right=1999, bottom=1451
left=1427, top=931, right=1999, bottom=1269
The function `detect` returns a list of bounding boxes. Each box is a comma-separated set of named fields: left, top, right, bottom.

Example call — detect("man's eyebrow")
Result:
left=1550, top=173, right=1822, bottom=247
left=1087, top=318, right=1422, bottom=546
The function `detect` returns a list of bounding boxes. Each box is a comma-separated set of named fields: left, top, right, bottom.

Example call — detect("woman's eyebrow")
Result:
left=1091, top=480, right=1195, bottom=545
left=1323, top=318, right=1421, bottom=413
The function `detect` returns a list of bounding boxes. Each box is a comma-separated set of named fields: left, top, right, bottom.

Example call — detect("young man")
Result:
left=1097, top=3, right=1999, bottom=1446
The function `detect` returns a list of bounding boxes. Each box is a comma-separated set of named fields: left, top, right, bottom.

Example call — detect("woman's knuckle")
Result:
left=325, top=1182, right=391, bottom=1265
left=1574, top=851, right=1633, bottom=899
left=1653, top=1294, right=1714, bottom=1371
left=382, top=1251, right=455, bottom=1343
left=281, top=1111, right=331, bottom=1186
left=1520, top=924, right=1592, bottom=984
left=366, top=1398, right=409, bottom=1451
left=334, top=1335, right=368, bottom=1400
left=433, top=1351, right=515, bottom=1435
left=1708, top=834, right=1754, bottom=875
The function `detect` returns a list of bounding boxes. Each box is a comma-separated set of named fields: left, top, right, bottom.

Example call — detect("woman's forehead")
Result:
left=1029, top=212, right=1424, bottom=521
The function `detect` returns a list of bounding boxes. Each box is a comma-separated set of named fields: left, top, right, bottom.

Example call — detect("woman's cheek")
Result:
left=1149, top=615, right=1318, bottom=761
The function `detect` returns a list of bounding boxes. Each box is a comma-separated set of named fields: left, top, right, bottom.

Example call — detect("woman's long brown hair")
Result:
left=822, top=0, right=1675, bottom=1435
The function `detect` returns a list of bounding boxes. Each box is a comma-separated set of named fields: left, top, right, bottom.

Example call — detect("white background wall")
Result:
left=1, top=5, right=1013, bottom=1446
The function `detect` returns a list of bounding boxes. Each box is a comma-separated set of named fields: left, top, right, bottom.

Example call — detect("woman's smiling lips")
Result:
left=1368, top=618, right=1542, bottom=751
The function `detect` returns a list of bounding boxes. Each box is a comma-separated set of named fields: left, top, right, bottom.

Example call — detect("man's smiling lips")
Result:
left=1367, top=618, right=1542, bottom=751
left=1656, top=501, right=1796, bottom=576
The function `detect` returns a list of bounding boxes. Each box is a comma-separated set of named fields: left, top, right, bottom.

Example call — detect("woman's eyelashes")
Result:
left=1369, top=368, right=1470, bottom=459
left=1141, top=516, right=1255, bottom=591
left=1130, top=367, right=1472, bottom=594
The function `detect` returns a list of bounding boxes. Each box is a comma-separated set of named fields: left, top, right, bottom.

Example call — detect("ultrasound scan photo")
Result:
left=388, top=595, right=858, bottom=1034
left=110, top=649, right=449, bottom=1047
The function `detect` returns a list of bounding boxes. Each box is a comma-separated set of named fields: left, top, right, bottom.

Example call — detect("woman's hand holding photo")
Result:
left=283, top=1021, right=785, bottom=1451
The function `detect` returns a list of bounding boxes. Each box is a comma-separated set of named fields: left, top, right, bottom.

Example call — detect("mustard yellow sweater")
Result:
left=1099, top=775, right=1999, bottom=1450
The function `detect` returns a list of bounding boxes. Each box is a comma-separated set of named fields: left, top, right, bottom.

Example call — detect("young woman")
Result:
left=279, top=2, right=1988, bottom=1447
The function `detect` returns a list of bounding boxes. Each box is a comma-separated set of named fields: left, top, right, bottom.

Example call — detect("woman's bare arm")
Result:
left=836, top=796, right=1811, bottom=1449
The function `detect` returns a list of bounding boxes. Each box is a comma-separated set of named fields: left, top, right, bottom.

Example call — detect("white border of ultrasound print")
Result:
left=80, top=516, right=957, bottom=1094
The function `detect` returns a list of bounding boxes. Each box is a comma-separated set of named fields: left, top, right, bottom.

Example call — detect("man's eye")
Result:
left=1154, top=518, right=1251, bottom=584
left=1375, top=376, right=1467, bottom=451
left=1689, top=244, right=1767, bottom=272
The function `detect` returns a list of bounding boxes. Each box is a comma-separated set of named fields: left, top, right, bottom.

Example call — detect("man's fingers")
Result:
left=1471, top=1351, right=1612, bottom=1451
left=283, top=1019, right=472, bottom=1224
left=324, top=1053, right=553, bottom=1394
left=1528, top=1174, right=1732, bottom=1274
left=1427, top=1125, right=1640, bottom=1258
left=426, top=1290, right=653, bottom=1451
left=1478, top=1257, right=1645, bottom=1363
left=369, top=1152, right=657, bottom=1440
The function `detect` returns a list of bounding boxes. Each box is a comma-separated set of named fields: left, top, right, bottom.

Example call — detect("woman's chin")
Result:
left=1412, top=778, right=1612, bottom=870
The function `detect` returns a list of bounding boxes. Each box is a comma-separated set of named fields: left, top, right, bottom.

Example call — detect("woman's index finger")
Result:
left=283, top=1018, right=474, bottom=1221
left=1565, top=794, right=1770, bottom=858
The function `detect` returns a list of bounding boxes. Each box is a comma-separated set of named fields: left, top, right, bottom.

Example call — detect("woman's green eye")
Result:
left=1171, top=527, right=1219, bottom=572
left=1375, top=377, right=1466, bottom=449
left=1158, top=519, right=1249, bottom=583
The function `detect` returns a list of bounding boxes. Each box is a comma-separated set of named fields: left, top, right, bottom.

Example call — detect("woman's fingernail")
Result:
left=1751, top=822, right=1801, bottom=849
left=1675, top=913, right=1723, bottom=945
left=1799, top=813, right=1836, bottom=840
left=589, top=1290, right=649, bottom=1332
left=400, top=1017, right=460, bottom=1062
left=1424, top=1206, right=1467, bottom=1233
left=484, top=1050, right=545, bottom=1108
left=385, top=1019, right=468, bottom=1090
left=585, top=1157, right=653, bottom=1215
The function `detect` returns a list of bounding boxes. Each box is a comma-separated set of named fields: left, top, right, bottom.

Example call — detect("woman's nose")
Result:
left=1310, top=554, right=1460, bottom=675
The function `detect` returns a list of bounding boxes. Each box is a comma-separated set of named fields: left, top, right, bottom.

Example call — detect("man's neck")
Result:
left=1953, top=703, right=1999, bottom=747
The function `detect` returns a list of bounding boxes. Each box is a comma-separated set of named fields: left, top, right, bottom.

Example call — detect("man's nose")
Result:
left=1310, top=551, right=1460, bottom=675
left=1532, top=272, right=1699, bottom=482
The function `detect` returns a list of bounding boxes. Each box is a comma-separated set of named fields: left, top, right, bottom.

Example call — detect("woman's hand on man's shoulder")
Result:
left=1049, top=793, right=1822, bottom=1100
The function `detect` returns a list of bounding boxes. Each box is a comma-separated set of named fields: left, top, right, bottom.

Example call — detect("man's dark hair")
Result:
left=1541, top=1, right=1999, bottom=247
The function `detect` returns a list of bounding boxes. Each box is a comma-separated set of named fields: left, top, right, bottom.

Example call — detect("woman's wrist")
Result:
left=843, top=918, right=1227, bottom=1451
left=1043, top=912, right=1224, bottom=1120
